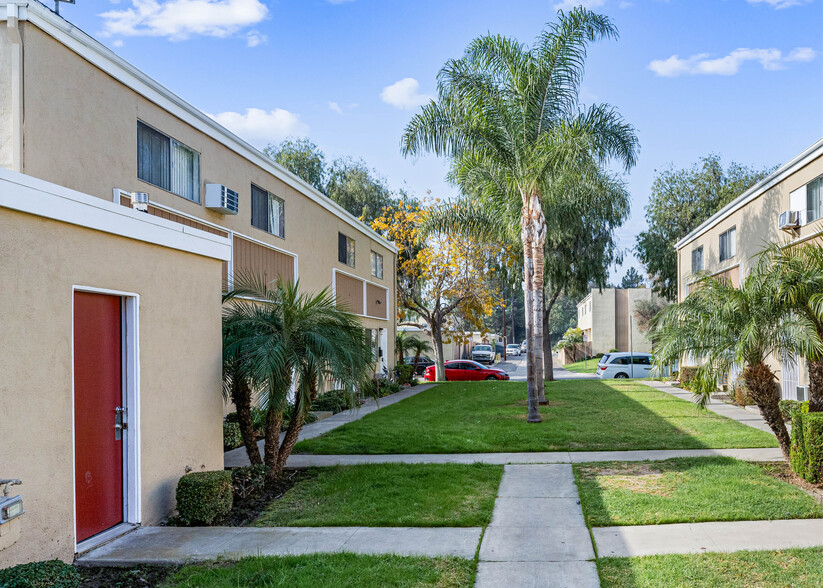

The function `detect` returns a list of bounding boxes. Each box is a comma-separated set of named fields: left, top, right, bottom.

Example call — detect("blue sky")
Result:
left=58, top=0, right=822, bottom=280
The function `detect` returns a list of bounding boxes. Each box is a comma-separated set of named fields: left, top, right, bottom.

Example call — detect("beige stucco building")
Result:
left=576, top=288, right=658, bottom=357
left=675, top=138, right=823, bottom=401
left=0, top=1, right=396, bottom=566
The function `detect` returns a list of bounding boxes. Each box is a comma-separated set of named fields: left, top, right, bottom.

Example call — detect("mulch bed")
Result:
left=78, top=565, right=178, bottom=588
left=225, top=468, right=315, bottom=526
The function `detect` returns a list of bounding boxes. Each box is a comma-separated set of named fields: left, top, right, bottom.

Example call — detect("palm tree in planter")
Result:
left=223, top=276, right=374, bottom=482
left=652, top=270, right=819, bottom=459
left=401, top=7, right=638, bottom=422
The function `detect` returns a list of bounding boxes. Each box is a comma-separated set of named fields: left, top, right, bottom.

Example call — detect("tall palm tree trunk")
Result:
left=521, top=192, right=544, bottom=422
left=530, top=193, right=548, bottom=404
left=742, top=362, right=791, bottom=460
left=807, top=356, right=823, bottom=412
left=233, top=377, right=262, bottom=466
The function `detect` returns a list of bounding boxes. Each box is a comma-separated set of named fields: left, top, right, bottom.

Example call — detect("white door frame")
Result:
left=71, top=286, right=141, bottom=553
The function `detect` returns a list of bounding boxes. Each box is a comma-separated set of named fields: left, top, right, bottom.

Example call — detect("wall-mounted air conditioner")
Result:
left=778, top=210, right=801, bottom=231
left=205, top=184, right=239, bottom=215
left=796, top=386, right=808, bottom=401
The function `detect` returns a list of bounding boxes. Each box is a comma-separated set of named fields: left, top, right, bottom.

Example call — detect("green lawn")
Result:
left=294, top=380, right=777, bottom=454
left=574, top=457, right=823, bottom=527
left=163, top=554, right=474, bottom=587
left=563, top=357, right=601, bottom=373
left=598, top=548, right=823, bottom=588
left=253, top=463, right=501, bottom=527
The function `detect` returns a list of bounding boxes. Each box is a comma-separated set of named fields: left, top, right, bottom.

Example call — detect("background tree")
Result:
left=326, top=157, right=398, bottom=222
left=633, top=298, right=667, bottom=334
left=547, top=295, right=578, bottom=344
left=395, top=331, right=416, bottom=364
left=636, top=155, right=775, bottom=300
left=620, top=267, right=645, bottom=289
left=402, top=8, right=638, bottom=421
left=555, top=327, right=584, bottom=361
left=264, top=138, right=327, bottom=193
left=409, top=337, right=434, bottom=374
left=373, top=202, right=501, bottom=381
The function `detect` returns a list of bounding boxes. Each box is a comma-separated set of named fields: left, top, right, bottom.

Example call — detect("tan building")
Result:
left=0, top=1, right=396, bottom=566
left=576, top=288, right=658, bottom=356
left=675, top=138, right=823, bottom=401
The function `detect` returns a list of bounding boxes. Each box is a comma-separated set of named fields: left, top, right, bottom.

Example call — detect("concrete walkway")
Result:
left=594, top=518, right=823, bottom=557
left=224, top=384, right=434, bottom=468
left=476, top=464, right=598, bottom=588
left=76, top=525, right=482, bottom=566
left=284, top=447, right=784, bottom=468
left=642, top=380, right=776, bottom=434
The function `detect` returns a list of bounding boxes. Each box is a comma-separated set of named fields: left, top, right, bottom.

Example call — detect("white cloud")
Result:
left=649, top=47, right=816, bottom=77
left=747, top=0, right=812, bottom=9
left=208, top=108, right=309, bottom=147
left=380, top=78, right=433, bottom=110
left=553, top=0, right=606, bottom=10
left=328, top=101, right=343, bottom=114
left=112, top=39, right=124, bottom=47
left=99, top=0, right=268, bottom=41
left=245, top=29, right=266, bottom=47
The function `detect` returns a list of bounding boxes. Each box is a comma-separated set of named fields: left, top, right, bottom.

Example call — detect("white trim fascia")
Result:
left=0, top=168, right=231, bottom=261
left=676, top=137, right=823, bottom=250
left=2, top=2, right=398, bottom=255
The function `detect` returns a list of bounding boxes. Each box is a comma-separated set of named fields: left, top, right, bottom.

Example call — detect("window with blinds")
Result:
left=719, top=227, right=736, bottom=262
left=251, top=184, right=285, bottom=238
left=807, top=176, right=823, bottom=222
left=338, top=233, right=355, bottom=267
left=370, top=251, right=383, bottom=279
left=137, top=121, right=200, bottom=203
left=691, top=246, right=703, bottom=272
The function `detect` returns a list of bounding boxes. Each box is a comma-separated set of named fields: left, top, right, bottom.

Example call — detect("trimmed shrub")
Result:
left=790, top=412, right=807, bottom=477
left=0, top=560, right=79, bottom=588
left=231, top=465, right=270, bottom=500
left=395, top=363, right=415, bottom=385
left=790, top=412, right=823, bottom=483
left=679, top=367, right=697, bottom=389
left=311, top=390, right=354, bottom=414
left=224, top=408, right=266, bottom=436
left=779, top=400, right=808, bottom=422
left=176, top=470, right=233, bottom=525
left=223, top=422, right=243, bottom=451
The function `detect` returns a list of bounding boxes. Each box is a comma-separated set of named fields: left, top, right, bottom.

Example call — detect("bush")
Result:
left=225, top=408, right=266, bottom=435
left=223, top=422, right=243, bottom=451
left=679, top=366, right=698, bottom=389
left=779, top=400, right=809, bottom=422
left=0, top=560, right=79, bottom=588
left=732, top=382, right=751, bottom=407
left=790, top=412, right=823, bottom=483
left=231, top=464, right=270, bottom=500
left=311, top=389, right=354, bottom=414
left=394, top=363, right=415, bottom=385
left=176, top=470, right=233, bottom=525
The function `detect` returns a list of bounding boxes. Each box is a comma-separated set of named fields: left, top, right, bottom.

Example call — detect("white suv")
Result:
left=471, top=345, right=495, bottom=365
left=596, top=352, right=654, bottom=379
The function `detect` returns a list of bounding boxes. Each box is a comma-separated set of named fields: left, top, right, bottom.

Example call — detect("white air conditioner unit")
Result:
left=205, top=184, right=239, bottom=215
left=796, top=385, right=808, bottom=401
left=778, top=210, right=800, bottom=231
left=130, top=192, right=149, bottom=213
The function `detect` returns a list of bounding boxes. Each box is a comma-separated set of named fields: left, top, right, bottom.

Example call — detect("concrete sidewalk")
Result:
left=224, top=384, right=435, bottom=468
left=476, top=464, right=599, bottom=588
left=594, top=518, right=823, bottom=557
left=75, top=525, right=482, bottom=566
left=284, top=447, right=784, bottom=468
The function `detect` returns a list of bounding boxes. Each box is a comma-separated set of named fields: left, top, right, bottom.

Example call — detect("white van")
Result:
left=596, top=352, right=654, bottom=379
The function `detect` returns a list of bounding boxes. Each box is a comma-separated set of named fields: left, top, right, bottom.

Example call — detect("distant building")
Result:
left=577, top=288, right=660, bottom=356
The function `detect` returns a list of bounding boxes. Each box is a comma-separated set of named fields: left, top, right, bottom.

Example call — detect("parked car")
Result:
left=596, top=352, right=654, bottom=379
left=520, top=340, right=528, bottom=353
left=404, top=355, right=435, bottom=375
left=471, top=344, right=495, bottom=365
left=423, top=360, right=510, bottom=382
left=505, top=344, right=520, bottom=357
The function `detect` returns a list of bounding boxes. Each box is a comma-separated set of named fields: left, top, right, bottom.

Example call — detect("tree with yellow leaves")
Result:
left=372, top=201, right=502, bottom=381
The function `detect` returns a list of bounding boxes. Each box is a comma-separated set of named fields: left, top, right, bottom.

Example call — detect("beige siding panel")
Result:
left=119, top=195, right=228, bottom=237
left=717, top=266, right=740, bottom=288
left=336, top=272, right=364, bottom=315
left=615, top=289, right=629, bottom=351
left=233, top=236, right=294, bottom=285
left=366, top=283, right=388, bottom=319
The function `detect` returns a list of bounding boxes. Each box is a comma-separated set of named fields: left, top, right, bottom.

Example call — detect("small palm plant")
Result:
left=652, top=270, right=819, bottom=459
left=395, top=331, right=416, bottom=365
left=408, top=336, right=433, bottom=375
left=223, top=275, right=374, bottom=481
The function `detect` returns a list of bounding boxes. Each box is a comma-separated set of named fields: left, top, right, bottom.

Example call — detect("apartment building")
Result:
left=576, top=288, right=658, bottom=357
left=675, top=138, right=823, bottom=401
left=0, top=1, right=396, bottom=566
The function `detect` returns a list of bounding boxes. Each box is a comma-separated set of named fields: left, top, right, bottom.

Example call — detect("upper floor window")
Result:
left=691, top=246, right=704, bottom=272
left=137, top=121, right=200, bottom=203
left=370, top=251, right=384, bottom=279
left=338, top=233, right=355, bottom=267
left=719, top=227, right=736, bottom=262
left=251, top=184, right=285, bottom=238
left=807, top=176, right=823, bottom=222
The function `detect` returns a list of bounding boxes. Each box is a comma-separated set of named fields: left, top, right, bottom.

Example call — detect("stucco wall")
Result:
left=16, top=23, right=395, bottom=365
left=0, top=209, right=223, bottom=566
left=0, top=24, right=14, bottom=169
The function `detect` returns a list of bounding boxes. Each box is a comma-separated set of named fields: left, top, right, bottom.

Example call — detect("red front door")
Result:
left=74, top=292, right=123, bottom=543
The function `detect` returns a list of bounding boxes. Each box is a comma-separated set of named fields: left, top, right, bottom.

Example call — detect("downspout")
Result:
left=7, top=2, right=23, bottom=172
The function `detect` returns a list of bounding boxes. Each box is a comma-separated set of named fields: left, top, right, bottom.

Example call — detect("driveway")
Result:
left=496, top=353, right=596, bottom=381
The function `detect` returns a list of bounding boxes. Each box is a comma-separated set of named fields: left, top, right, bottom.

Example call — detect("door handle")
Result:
left=115, top=406, right=127, bottom=441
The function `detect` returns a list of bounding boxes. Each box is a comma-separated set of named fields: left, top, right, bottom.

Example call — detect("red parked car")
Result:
left=423, top=360, right=510, bottom=382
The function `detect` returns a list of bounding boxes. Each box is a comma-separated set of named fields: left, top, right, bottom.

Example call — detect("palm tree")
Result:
left=402, top=7, right=638, bottom=422
left=223, top=275, right=374, bottom=481
left=652, top=271, right=819, bottom=459
left=759, top=241, right=823, bottom=412
left=408, top=336, right=434, bottom=374
left=395, top=330, right=416, bottom=365
left=222, top=319, right=263, bottom=466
